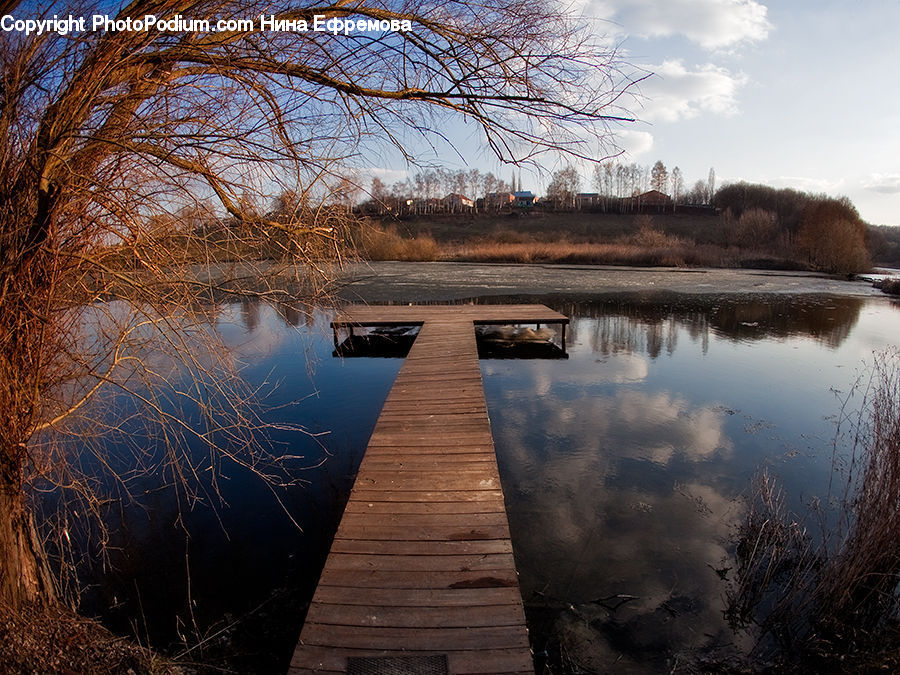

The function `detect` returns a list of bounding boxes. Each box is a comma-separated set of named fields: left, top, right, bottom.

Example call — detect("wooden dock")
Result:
left=290, top=305, right=568, bottom=675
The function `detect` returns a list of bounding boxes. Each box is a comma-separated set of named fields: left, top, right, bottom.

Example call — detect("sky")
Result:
left=373, top=0, right=900, bottom=226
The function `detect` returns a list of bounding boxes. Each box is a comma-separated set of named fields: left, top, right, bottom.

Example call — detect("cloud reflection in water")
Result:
left=480, top=294, right=878, bottom=671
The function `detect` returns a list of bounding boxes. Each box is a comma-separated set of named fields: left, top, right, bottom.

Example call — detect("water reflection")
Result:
left=487, top=379, right=741, bottom=671
left=555, top=294, right=864, bottom=355
left=62, top=292, right=895, bottom=673
left=65, top=301, right=401, bottom=671
left=479, top=293, right=893, bottom=672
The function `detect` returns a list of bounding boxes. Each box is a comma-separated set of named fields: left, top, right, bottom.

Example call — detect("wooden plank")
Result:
left=341, top=500, right=505, bottom=516
left=332, top=524, right=511, bottom=542
left=300, top=623, right=528, bottom=651
left=358, top=455, right=497, bottom=467
left=352, top=469, right=499, bottom=484
left=329, top=539, right=513, bottom=555
left=295, top=305, right=572, bottom=673
left=309, top=586, right=524, bottom=608
left=316, top=568, right=520, bottom=590
left=364, top=438, right=495, bottom=448
left=349, top=477, right=501, bottom=493
left=348, top=489, right=505, bottom=502
left=361, top=446, right=496, bottom=456
left=336, top=512, right=508, bottom=529
left=379, top=403, right=486, bottom=411
left=323, top=552, right=516, bottom=572
left=290, top=646, right=533, bottom=674
left=304, top=603, right=525, bottom=629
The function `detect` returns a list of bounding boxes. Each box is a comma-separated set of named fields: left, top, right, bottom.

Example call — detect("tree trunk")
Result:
left=0, top=481, right=57, bottom=609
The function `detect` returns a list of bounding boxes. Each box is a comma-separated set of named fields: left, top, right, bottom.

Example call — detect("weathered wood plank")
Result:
left=358, top=455, right=497, bottom=467
left=309, top=586, right=523, bottom=608
left=292, top=305, right=573, bottom=674
left=304, top=603, right=525, bottom=629
left=329, top=538, right=513, bottom=555
left=290, top=645, right=533, bottom=674
left=316, top=567, right=520, bottom=590
left=336, top=512, right=508, bottom=529
left=340, top=500, right=505, bottom=516
left=300, top=623, right=528, bottom=651
left=332, top=524, right=511, bottom=542
left=347, top=489, right=505, bottom=502
left=323, top=552, right=516, bottom=572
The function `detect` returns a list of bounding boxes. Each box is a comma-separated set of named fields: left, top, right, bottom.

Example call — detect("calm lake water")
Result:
left=74, top=292, right=900, bottom=672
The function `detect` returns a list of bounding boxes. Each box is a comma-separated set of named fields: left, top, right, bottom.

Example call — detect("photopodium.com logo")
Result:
left=0, top=13, right=414, bottom=36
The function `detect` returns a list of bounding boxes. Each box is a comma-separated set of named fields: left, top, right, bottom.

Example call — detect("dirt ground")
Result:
left=0, top=602, right=179, bottom=674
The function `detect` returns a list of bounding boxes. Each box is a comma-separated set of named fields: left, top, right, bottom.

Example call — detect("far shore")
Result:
left=334, top=261, right=890, bottom=304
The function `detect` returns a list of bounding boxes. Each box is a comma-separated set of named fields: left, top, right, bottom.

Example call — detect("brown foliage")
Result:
left=736, top=208, right=780, bottom=250
left=354, top=224, right=440, bottom=261
left=797, top=200, right=871, bottom=274
left=0, top=601, right=171, bottom=673
left=0, top=0, right=638, bottom=610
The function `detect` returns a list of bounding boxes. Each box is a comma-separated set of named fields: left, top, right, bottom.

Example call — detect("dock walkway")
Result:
left=290, top=305, right=568, bottom=674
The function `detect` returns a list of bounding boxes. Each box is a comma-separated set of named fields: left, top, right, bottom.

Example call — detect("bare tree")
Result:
left=650, top=160, right=668, bottom=193
left=796, top=199, right=870, bottom=273
left=736, top=207, right=779, bottom=250
left=688, top=178, right=710, bottom=205
left=546, top=165, right=582, bottom=209
left=0, top=0, right=637, bottom=610
left=670, top=166, right=684, bottom=205
left=466, top=169, right=481, bottom=207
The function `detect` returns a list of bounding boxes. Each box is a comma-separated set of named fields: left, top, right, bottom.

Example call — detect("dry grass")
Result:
left=356, top=214, right=811, bottom=269
left=451, top=240, right=687, bottom=265
left=0, top=601, right=175, bottom=674
left=449, top=229, right=735, bottom=267
left=729, top=348, right=900, bottom=669
left=353, top=224, right=440, bottom=261
left=876, top=278, right=900, bottom=296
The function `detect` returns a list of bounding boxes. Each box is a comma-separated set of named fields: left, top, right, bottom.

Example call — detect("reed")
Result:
left=729, top=348, right=900, bottom=668
left=355, top=224, right=440, bottom=261
left=876, top=278, right=900, bottom=296
left=450, top=239, right=732, bottom=267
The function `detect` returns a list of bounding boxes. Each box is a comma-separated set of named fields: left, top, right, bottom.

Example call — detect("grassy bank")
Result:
left=355, top=212, right=813, bottom=270
left=0, top=602, right=172, bottom=674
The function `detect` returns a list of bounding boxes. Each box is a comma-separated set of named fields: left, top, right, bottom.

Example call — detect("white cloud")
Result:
left=638, top=60, right=746, bottom=122
left=863, top=173, right=900, bottom=194
left=364, top=167, right=409, bottom=184
left=617, top=129, right=654, bottom=157
left=583, top=0, right=772, bottom=50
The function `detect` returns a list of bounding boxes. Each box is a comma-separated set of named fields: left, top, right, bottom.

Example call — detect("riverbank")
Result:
left=0, top=602, right=174, bottom=674
left=354, top=205, right=899, bottom=273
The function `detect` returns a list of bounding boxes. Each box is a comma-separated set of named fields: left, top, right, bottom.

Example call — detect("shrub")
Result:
left=736, top=208, right=779, bottom=250
left=877, top=278, right=900, bottom=296
left=796, top=199, right=871, bottom=274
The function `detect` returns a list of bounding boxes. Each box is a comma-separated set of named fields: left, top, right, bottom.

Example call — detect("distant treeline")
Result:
left=132, top=175, right=896, bottom=275
left=359, top=160, right=717, bottom=214
left=868, top=225, right=900, bottom=267
left=712, top=182, right=874, bottom=272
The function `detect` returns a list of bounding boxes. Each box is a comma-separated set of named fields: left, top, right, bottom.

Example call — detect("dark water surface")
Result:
left=74, top=293, right=900, bottom=672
